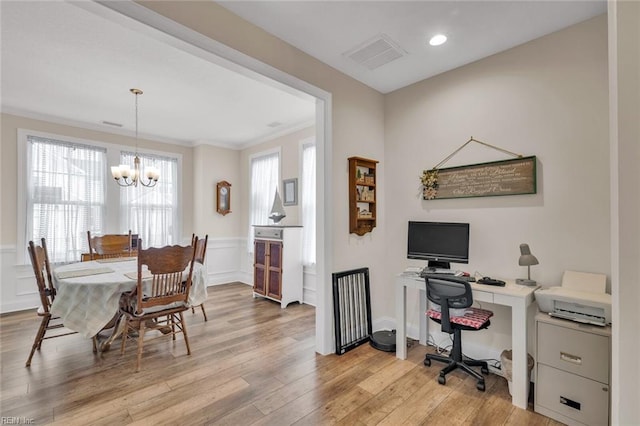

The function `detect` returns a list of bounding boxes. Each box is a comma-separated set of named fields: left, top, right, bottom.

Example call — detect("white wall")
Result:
left=608, top=0, right=640, bottom=422
left=384, top=16, right=609, bottom=360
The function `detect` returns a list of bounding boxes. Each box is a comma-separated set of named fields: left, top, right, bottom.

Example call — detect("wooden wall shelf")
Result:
left=348, top=156, right=379, bottom=236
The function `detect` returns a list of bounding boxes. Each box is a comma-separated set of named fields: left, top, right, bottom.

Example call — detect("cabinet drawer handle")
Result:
left=560, top=396, right=581, bottom=411
left=560, top=351, right=582, bottom=365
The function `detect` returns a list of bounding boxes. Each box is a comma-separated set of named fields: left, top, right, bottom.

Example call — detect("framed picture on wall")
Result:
left=283, top=178, right=298, bottom=206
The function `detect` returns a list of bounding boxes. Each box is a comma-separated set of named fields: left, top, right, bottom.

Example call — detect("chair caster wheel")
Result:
left=438, top=375, right=446, bottom=385
left=424, top=358, right=431, bottom=367
left=477, top=381, right=486, bottom=391
left=481, top=366, right=489, bottom=375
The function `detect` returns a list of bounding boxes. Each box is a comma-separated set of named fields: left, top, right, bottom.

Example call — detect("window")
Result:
left=301, top=142, right=316, bottom=266
left=120, top=151, right=178, bottom=248
left=248, top=150, right=280, bottom=252
left=24, top=135, right=107, bottom=263
left=18, top=130, right=181, bottom=264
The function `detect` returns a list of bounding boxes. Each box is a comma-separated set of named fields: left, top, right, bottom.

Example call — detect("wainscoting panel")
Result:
left=1, top=238, right=318, bottom=313
left=1, top=246, right=41, bottom=313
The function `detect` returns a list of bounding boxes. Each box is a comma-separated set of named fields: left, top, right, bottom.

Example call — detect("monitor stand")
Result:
left=427, top=260, right=450, bottom=272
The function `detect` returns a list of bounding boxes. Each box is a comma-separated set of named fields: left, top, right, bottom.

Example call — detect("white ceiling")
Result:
left=0, top=1, right=316, bottom=148
left=219, top=1, right=607, bottom=94
left=1, top=1, right=606, bottom=147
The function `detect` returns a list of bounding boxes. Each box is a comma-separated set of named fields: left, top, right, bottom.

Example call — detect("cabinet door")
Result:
left=266, top=241, right=283, bottom=300
left=253, top=239, right=267, bottom=295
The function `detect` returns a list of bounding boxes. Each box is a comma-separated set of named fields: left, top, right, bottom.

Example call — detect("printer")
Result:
left=535, top=270, right=611, bottom=326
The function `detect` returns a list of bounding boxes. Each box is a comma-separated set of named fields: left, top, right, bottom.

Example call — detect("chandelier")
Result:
left=110, top=88, right=159, bottom=187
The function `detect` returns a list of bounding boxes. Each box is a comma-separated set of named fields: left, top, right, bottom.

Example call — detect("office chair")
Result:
left=424, top=276, right=493, bottom=391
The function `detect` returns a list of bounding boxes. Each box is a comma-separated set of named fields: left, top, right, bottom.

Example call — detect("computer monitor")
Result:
left=407, top=221, right=470, bottom=270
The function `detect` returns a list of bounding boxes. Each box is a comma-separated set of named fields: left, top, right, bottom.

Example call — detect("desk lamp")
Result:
left=516, top=243, right=538, bottom=285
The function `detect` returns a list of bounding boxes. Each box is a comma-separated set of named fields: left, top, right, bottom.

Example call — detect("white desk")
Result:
left=396, top=273, right=538, bottom=409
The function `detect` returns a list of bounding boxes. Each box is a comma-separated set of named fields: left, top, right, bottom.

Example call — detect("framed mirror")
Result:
left=216, top=180, right=232, bottom=215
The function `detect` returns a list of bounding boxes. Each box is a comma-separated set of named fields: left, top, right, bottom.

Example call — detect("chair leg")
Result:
left=92, top=335, right=98, bottom=353
left=136, top=319, right=146, bottom=372
left=37, top=316, right=52, bottom=350
left=199, top=303, right=208, bottom=322
left=423, top=329, right=488, bottom=391
left=458, top=362, right=485, bottom=382
left=120, top=317, right=130, bottom=356
left=26, top=315, right=49, bottom=367
left=179, top=311, right=191, bottom=355
left=171, top=314, right=176, bottom=341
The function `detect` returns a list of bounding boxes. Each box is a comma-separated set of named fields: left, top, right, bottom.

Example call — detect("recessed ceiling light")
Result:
left=429, top=34, right=447, bottom=46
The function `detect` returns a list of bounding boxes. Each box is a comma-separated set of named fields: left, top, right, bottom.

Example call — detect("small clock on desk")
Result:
left=216, top=180, right=231, bottom=216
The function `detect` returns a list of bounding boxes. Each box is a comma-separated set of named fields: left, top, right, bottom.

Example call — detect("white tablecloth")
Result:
left=51, top=259, right=207, bottom=338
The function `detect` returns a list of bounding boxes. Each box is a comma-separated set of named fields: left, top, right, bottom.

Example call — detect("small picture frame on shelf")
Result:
left=283, top=178, right=298, bottom=206
left=364, top=173, right=374, bottom=184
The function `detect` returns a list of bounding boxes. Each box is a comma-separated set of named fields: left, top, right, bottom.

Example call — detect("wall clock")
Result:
left=216, top=181, right=232, bottom=216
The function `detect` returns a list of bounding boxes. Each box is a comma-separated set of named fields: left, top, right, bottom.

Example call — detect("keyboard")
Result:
left=422, top=272, right=476, bottom=282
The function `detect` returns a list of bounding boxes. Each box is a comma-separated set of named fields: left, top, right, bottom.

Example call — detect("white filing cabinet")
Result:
left=535, top=313, right=611, bottom=426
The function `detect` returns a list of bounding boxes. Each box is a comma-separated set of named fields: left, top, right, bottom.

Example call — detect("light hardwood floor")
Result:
left=0, top=283, right=562, bottom=425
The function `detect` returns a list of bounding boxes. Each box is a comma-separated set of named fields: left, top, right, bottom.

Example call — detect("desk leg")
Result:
left=396, top=282, right=407, bottom=359
left=419, top=289, right=427, bottom=346
left=511, top=299, right=528, bottom=409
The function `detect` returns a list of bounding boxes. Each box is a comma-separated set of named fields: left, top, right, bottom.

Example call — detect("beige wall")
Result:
left=192, top=143, right=241, bottom=238
left=238, top=126, right=315, bottom=229
left=0, top=113, right=195, bottom=244
left=384, top=16, right=609, bottom=352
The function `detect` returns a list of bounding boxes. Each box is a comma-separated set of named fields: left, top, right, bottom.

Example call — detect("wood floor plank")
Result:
left=1, top=282, right=556, bottom=425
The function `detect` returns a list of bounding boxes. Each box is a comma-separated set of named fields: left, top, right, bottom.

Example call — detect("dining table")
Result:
left=50, top=257, right=207, bottom=351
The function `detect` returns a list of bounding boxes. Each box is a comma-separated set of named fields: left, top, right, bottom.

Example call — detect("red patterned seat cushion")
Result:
left=426, top=307, right=493, bottom=329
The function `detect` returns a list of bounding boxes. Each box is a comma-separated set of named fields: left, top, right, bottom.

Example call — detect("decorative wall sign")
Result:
left=422, top=156, right=537, bottom=200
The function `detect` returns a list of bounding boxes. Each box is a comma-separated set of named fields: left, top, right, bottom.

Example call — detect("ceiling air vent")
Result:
left=344, top=34, right=406, bottom=70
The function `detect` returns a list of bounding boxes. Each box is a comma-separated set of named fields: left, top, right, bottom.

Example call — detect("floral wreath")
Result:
left=421, top=169, right=439, bottom=200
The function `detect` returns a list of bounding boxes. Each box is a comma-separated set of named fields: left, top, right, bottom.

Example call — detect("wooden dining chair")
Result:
left=190, top=234, right=209, bottom=321
left=119, top=239, right=197, bottom=372
left=87, top=231, right=133, bottom=260
left=26, top=238, right=78, bottom=367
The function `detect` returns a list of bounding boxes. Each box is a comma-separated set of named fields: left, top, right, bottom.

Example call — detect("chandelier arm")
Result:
left=110, top=88, right=159, bottom=187
left=139, top=179, right=158, bottom=188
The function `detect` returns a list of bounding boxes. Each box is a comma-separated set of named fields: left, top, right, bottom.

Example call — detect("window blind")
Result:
left=26, top=135, right=107, bottom=263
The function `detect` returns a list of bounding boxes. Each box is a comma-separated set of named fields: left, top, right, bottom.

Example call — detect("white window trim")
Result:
left=299, top=137, right=316, bottom=270
left=16, top=128, right=182, bottom=265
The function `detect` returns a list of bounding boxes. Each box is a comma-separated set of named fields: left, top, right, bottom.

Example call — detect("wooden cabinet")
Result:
left=253, top=226, right=303, bottom=308
left=535, top=313, right=611, bottom=426
left=348, top=156, right=379, bottom=236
